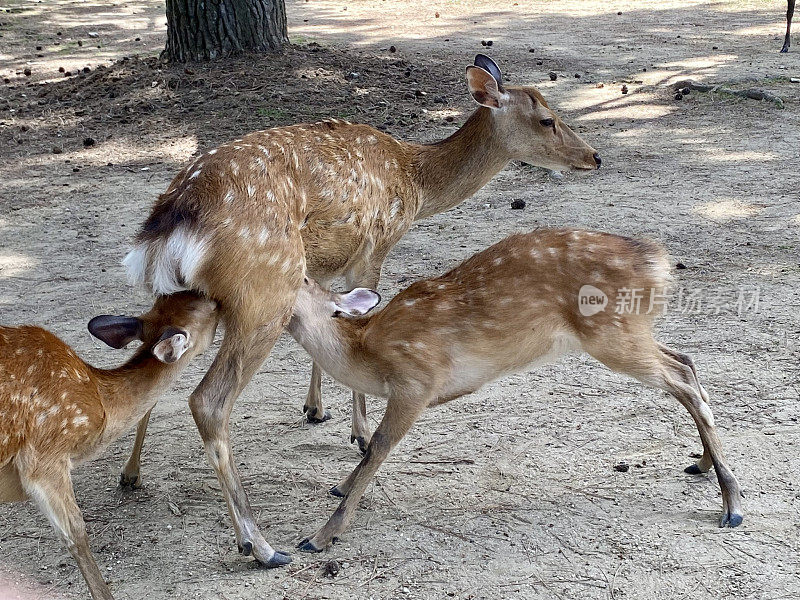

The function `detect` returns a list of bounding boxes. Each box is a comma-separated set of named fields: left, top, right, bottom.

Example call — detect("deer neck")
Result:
left=287, top=313, right=379, bottom=395
left=414, top=107, right=511, bottom=219
left=93, top=351, right=179, bottom=440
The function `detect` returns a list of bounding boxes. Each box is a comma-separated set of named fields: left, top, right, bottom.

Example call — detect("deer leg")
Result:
left=303, top=362, right=331, bottom=423
left=345, top=263, right=384, bottom=453
left=302, top=276, right=334, bottom=424
left=190, top=313, right=293, bottom=567
left=21, top=461, right=113, bottom=600
left=298, top=396, right=427, bottom=552
left=119, top=408, right=152, bottom=489
left=592, top=337, right=743, bottom=528
left=782, top=0, right=795, bottom=52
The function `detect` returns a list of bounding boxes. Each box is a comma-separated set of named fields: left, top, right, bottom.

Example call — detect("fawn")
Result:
left=121, top=55, right=600, bottom=565
left=286, top=229, right=744, bottom=552
left=0, top=292, right=218, bottom=599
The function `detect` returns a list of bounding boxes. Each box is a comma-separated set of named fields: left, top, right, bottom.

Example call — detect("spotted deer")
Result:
left=286, top=229, right=744, bottom=552
left=120, top=55, right=599, bottom=565
left=0, top=292, right=218, bottom=600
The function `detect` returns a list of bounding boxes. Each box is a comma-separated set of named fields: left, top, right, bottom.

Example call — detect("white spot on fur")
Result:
left=247, top=184, right=255, bottom=197
left=189, top=168, right=202, bottom=179
left=230, top=160, right=240, bottom=176
left=208, top=149, right=217, bottom=155
left=72, top=415, right=89, bottom=427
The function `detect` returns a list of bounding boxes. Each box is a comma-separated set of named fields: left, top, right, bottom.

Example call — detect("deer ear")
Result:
left=151, top=327, right=190, bottom=364
left=466, top=66, right=505, bottom=109
left=334, top=288, right=381, bottom=316
left=474, top=54, right=504, bottom=89
left=88, top=315, right=143, bottom=349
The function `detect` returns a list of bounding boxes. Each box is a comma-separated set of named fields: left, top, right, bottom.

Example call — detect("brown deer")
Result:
left=782, top=0, right=795, bottom=52
left=0, top=292, right=218, bottom=600
left=286, top=229, right=744, bottom=552
left=121, top=55, right=599, bottom=565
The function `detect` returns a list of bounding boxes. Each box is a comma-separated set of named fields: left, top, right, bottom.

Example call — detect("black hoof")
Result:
left=329, top=486, right=344, bottom=498
left=261, top=550, right=292, bottom=568
left=721, top=513, right=743, bottom=528
left=684, top=464, right=703, bottom=475
left=239, top=541, right=253, bottom=556
left=297, top=538, right=323, bottom=553
left=119, top=473, right=141, bottom=489
left=305, top=408, right=332, bottom=424
left=350, top=435, right=369, bottom=455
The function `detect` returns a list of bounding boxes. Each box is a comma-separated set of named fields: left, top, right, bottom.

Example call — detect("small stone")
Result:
left=481, top=40, right=487, bottom=46
left=389, top=45, right=396, bottom=53
left=52, top=146, right=63, bottom=154
left=433, top=95, right=447, bottom=103
left=322, top=560, right=340, bottom=578
left=88, top=32, right=99, bottom=38
left=528, top=48, right=535, bottom=53
left=596, top=82, right=605, bottom=88
left=77, top=40, right=83, bottom=46
left=64, top=71, right=72, bottom=76
left=548, top=71, right=557, bottom=81
left=23, top=68, right=31, bottom=76
left=675, top=92, right=683, bottom=100
left=345, top=71, right=360, bottom=80
left=676, top=262, right=687, bottom=269
left=790, top=77, right=799, bottom=83
left=434, top=12, right=439, bottom=17
left=135, top=37, right=141, bottom=41
left=617, top=10, right=622, bottom=15
left=614, top=462, right=630, bottom=473
left=510, top=199, right=526, bottom=210
left=414, top=89, right=426, bottom=97
left=83, top=137, right=96, bottom=147
left=83, top=66, right=90, bottom=73
left=58, top=66, right=65, bottom=73
left=680, top=87, right=690, bottom=95
left=712, top=46, right=718, bottom=50
left=486, top=40, right=493, bottom=46
left=574, top=73, right=581, bottom=78
left=621, top=84, right=628, bottom=94
left=536, top=60, right=543, bottom=65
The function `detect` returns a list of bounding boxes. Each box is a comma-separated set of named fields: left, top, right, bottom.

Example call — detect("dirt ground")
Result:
left=1, top=0, right=799, bottom=598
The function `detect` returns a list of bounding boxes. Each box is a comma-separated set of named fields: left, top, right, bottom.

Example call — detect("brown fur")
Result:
left=288, top=229, right=743, bottom=551
left=0, top=293, right=218, bottom=600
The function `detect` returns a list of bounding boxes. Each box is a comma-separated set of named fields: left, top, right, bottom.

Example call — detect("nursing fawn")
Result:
left=0, top=292, right=218, bottom=599
left=287, top=229, right=743, bottom=552
left=122, top=55, right=599, bottom=564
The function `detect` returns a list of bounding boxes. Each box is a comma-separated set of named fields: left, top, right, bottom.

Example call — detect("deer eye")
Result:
left=540, top=118, right=555, bottom=128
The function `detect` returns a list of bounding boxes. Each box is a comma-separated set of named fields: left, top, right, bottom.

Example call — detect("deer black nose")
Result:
left=593, top=153, right=602, bottom=168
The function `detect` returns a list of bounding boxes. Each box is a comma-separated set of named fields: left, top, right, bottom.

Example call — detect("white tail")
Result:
left=120, top=55, right=601, bottom=565
left=0, top=293, right=218, bottom=600
left=287, top=229, right=743, bottom=552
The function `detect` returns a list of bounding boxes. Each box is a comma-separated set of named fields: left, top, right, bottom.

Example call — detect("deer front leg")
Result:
left=303, top=362, right=332, bottom=423
left=119, top=408, right=152, bottom=489
left=21, top=461, right=114, bottom=600
left=298, top=395, right=426, bottom=552
left=345, top=261, right=385, bottom=453
left=190, top=318, right=292, bottom=567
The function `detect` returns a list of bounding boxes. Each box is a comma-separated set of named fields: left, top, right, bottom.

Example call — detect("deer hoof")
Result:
left=350, top=435, right=369, bottom=455
left=260, top=550, right=292, bottom=567
left=119, top=472, right=141, bottom=489
left=304, top=407, right=332, bottom=423
left=720, top=512, right=743, bottom=528
left=329, top=485, right=345, bottom=498
left=684, top=464, right=704, bottom=475
left=297, top=538, right=323, bottom=553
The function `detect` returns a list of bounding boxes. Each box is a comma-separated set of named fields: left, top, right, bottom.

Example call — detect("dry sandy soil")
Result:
left=1, top=0, right=799, bottom=598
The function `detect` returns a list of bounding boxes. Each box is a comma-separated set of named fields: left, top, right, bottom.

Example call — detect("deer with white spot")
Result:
left=287, top=229, right=743, bottom=551
left=0, top=293, right=218, bottom=600
left=121, top=55, right=599, bottom=565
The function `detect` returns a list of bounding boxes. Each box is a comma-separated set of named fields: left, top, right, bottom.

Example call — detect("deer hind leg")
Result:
left=20, top=460, right=113, bottom=600
left=119, top=408, right=152, bottom=489
left=298, top=395, right=427, bottom=552
left=190, top=306, right=295, bottom=567
left=589, top=335, right=743, bottom=528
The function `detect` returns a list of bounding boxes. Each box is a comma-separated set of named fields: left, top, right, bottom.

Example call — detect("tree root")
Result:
left=672, top=79, right=785, bottom=109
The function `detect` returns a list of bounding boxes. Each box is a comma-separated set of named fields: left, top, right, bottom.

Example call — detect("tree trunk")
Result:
left=164, top=0, right=288, bottom=63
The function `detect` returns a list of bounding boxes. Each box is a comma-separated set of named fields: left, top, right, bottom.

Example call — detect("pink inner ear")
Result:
left=338, top=289, right=380, bottom=315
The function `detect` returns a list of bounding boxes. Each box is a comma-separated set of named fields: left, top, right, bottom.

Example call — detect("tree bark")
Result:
left=164, top=0, right=288, bottom=63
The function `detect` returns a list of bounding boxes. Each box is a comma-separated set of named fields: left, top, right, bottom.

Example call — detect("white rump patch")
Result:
left=124, top=227, right=209, bottom=295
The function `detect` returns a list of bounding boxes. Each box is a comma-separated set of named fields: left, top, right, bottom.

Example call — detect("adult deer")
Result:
left=0, top=292, right=218, bottom=600
left=782, top=0, right=795, bottom=52
left=122, top=55, right=599, bottom=566
left=287, top=229, right=744, bottom=552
